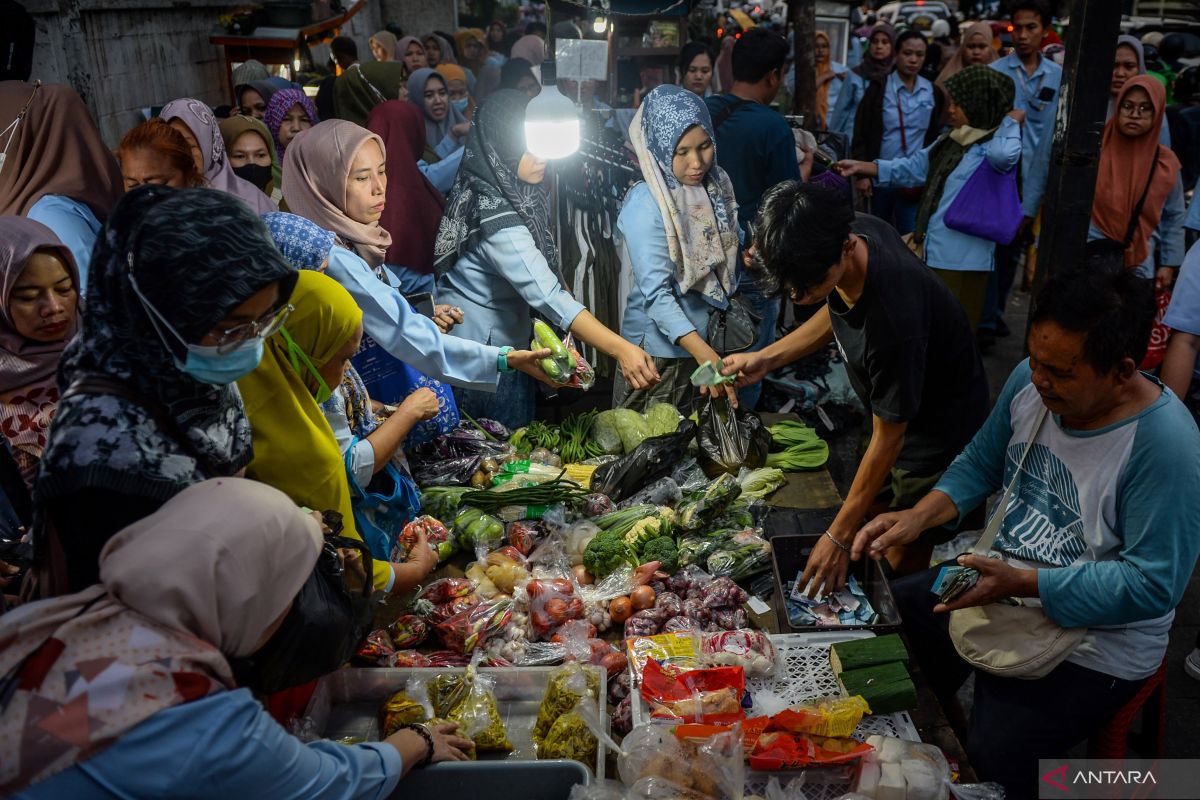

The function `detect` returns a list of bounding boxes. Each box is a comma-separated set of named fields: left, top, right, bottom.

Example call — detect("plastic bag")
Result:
left=534, top=663, right=602, bottom=746
left=641, top=661, right=746, bottom=724
left=696, top=398, right=771, bottom=478
left=411, top=455, right=483, bottom=486
left=749, top=731, right=872, bottom=770
left=506, top=519, right=543, bottom=555
left=699, top=576, right=749, bottom=609
left=772, top=695, right=871, bottom=739
left=581, top=563, right=637, bottom=603
left=854, top=736, right=1005, bottom=800
left=434, top=598, right=513, bottom=654
left=418, top=577, right=476, bottom=604
left=676, top=473, right=742, bottom=531
left=527, top=577, right=586, bottom=640
left=593, top=420, right=697, bottom=503
left=671, top=457, right=710, bottom=494
left=540, top=697, right=599, bottom=764
left=706, top=529, right=773, bottom=580
left=699, top=630, right=777, bottom=677
left=398, top=515, right=457, bottom=563
left=387, top=615, right=429, bottom=649
left=453, top=507, right=505, bottom=552
left=625, top=630, right=703, bottom=681
left=356, top=629, right=395, bottom=665
left=618, top=477, right=683, bottom=509
left=619, top=724, right=745, bottom=800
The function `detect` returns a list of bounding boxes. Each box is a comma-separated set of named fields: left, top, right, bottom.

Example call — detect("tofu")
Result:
left=902, top=757, right=944, bottom=800
left=855, top=761, right=882, bottom=798
left=876, top=736, right=907, bottom=763
left=877, top=763, right=906, bottom=800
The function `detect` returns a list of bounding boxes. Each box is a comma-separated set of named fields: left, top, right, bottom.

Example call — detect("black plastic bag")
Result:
left=696, top=398, right=771, bottom=477
left=592, top=420, right=697, bottom=502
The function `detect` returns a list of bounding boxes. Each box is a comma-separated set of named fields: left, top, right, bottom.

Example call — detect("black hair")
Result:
left=753, top=181, right=855, bottom=298
left=678, top=41, right=716, bottom=75
left=500, top=57, right=537, bottom=90
left=524, top=21, right=547, bottom=38
left=895, top=30, right=928, bottom=54
left=1009, top=0, right=1052, bottom=29
left=330, top=36, right=358, bottom=59
left=1030, top=269, right=1156, bottom=374
left=731, top=28, right=789, bottom=84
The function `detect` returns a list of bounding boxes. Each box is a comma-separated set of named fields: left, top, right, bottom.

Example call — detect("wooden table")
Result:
left=208, top=0, right=366, bottom=102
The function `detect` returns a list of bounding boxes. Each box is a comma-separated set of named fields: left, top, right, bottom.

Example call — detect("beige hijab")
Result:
left=282, top=120, right=393, bottom=267
left=0, top=478, right=323, bottom=794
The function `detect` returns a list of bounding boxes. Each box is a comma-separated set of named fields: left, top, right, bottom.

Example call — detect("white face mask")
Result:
left=0, top=81, right=40, bottom=176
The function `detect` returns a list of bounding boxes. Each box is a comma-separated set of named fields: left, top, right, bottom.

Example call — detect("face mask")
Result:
left=280, top=327, right=333, bottom=403
left=233, top=162, right=273, bottom=192
left=127, top=255, right=266, bottom=385
left=451, top=97, right=470, bottom=114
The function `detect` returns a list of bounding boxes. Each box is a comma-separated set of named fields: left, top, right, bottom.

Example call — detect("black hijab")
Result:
left=432, top=89, right=558, bottom=277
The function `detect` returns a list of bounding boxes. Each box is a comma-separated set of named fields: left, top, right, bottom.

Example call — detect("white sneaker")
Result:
left=1186, top=648, right=1200, bottom=681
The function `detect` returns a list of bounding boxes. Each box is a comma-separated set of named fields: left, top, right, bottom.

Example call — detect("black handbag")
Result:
left=1086, top=157, right=1158, bottom=274
left=705, top=280, right=763, bottom=355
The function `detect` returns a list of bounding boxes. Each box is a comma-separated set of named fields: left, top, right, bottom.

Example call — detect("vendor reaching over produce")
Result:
left=853, top=269, right=1200, bottom=797
left=723, top=182, right=988, bottom=590
left=433, top=89, right=660, bottom=428
left=615, top=84, right=741, bottom=413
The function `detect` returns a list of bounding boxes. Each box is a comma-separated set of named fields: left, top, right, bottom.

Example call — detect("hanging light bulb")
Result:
left=593, top=15, right=608, bottom=33
left=524, top=60, right=580, bottom=159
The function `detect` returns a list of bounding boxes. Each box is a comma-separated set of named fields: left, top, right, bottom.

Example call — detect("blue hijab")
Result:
left=262, top=211, right=336, bottom=271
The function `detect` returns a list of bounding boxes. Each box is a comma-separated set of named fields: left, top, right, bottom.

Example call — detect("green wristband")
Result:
left=497, top=346, right=515, bottom=373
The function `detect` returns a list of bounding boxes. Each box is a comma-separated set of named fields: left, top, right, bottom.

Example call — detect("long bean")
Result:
left=460, top=475, right=589, bottom=511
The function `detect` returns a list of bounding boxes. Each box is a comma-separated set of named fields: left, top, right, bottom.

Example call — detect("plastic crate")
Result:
left=302, top=665, right=607, bottom=779
left=770, top=533, right=902, bottom=633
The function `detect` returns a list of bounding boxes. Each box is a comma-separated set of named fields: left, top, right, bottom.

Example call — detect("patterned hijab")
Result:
left=914, top=65, right=1015, bottom=245
left=262, top=211, right=337, bottom=271
left=282, top=120, right=393, bottom=268
left=629, top=85, right=739, bottom=304
left=433, top=89, right=558, bottom=278
left=0, top=478, right=323, bottom=795
left=0, top=82, right=123, bottom=221
left=407, top=68, right=468, bottom=153
left=334, top=62, right=408, bottom=128
left=160, top=98, right=277, bottom=214
left=263, top=88, right=320, bottom=153
left=37, top=186, right=297, bottom=506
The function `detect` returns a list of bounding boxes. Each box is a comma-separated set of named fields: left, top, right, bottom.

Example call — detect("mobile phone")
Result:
left=785, top=114, right=806, bottom=130
left=406, top=291, right=435, bottom=317
left=1037, top=87, right=1056, bottom=102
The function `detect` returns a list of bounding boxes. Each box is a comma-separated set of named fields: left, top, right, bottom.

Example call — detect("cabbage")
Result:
left=611, top=408, right=651, bottom=453
left=645, top=403, right=683, bottom=437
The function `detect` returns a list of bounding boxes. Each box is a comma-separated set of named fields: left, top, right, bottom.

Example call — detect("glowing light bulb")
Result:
left=593, top=16, right=607, bottom=34
left=524, top=83, right=580, bottom=159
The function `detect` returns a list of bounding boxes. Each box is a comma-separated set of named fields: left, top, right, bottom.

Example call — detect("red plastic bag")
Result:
left=747, top=731, right=872, bottom=770
left=641, top=661, right=746, bottom=725
left=1140, top=289, right=1172, bottom=370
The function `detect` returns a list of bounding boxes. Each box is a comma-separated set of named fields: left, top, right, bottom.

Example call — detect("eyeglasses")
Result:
left=212, top=303, right=294, bottom=353
left=1119, top=100, right=1154, bottom=117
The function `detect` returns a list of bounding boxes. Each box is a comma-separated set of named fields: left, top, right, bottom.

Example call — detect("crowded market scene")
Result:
left=4, top=0, right=1200, bottom=797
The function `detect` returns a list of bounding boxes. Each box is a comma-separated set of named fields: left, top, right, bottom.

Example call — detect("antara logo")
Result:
left=1041, top=763, right=1160, bottom=792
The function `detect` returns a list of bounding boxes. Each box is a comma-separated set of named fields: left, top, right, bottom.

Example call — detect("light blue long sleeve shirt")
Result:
left=26, top=194, right=101, bottom=294
left=1184, top=190, right=1200, bottom=233
left=875, top=116, right=1023, bottom=272
left=880, top=72, right=936, bottom=160
left=1163, top=241, right=1200, bottom=378
left=616, top=183, right=726, bottom=358
left=934, top=361, right=1200, bottom=681
left=419, top=146, right=464, bottom=193
left=435, top=225, right=586, bottom=349
left=325, top=245, right=500, bottom=392
left=433, top=132, right=462, bottom=161
left=14, top=690, right=402, bottom=800
left=990, top=53, right=1062, bottom=217
left=829, top=71, right=868, bottom=145
left=1087, top=174, right=1187, bottom=278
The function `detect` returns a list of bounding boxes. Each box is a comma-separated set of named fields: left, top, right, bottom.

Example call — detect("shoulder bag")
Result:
left=705, top=278, right=762, bottom=356
left=943, top=152, right=1024, bottom=245
left=344, top=439, right=421, bottom=563
left=947, top=404, right=1087, bottom=679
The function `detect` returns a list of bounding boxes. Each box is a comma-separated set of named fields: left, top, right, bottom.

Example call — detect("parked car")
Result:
left=875, top=1, right=953, bottom=29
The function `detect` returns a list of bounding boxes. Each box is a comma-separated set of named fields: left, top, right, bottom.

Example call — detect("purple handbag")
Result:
left=943, top=157, right=1023, bottom=245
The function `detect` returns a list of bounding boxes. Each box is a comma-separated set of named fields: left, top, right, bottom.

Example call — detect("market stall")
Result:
left=287, top=386, right=989, bottom=800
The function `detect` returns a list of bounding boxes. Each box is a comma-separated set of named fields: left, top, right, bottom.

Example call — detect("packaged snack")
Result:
left=618, top=724, right=744, bottom=800
left=699, top=630, right=777, bottom=677
left=625, top=631, right=702, bottom=681
left=771, top=695, right=871, bottom=739
left=387, top=615, right=429, bottom=649
left=748, top=731, right=872, bottom=770
left=641, top=661, right=746, bottom=725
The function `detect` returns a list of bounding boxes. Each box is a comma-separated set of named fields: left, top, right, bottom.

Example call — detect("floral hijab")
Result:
left=37, top=186, right=297, bottom=506
left=263, top=88, right=320, bottom=153
left=629, top=85, right=738, bottom=304
left=432, top=89, right=558, bottom=278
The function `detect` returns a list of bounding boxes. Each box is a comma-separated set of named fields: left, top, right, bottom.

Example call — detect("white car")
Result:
left=875, top=1, right=954, bottom=28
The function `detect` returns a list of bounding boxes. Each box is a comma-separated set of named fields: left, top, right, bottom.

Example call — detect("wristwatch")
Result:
left=497, top=346, right=515, bottom=373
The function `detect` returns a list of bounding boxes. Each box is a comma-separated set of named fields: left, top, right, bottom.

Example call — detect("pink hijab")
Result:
left=282, top=120, right=393, bottom=267
left=160, top=98, right=277, bottom=214
left=511, top=34, right=546, bottom=66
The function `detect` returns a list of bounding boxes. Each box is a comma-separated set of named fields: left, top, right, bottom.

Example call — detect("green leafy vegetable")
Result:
left=640, top=536, right=680, bottom=574
left=737, top=467, right=787, bottom=500
left=582, top=531, right=640, bottom=578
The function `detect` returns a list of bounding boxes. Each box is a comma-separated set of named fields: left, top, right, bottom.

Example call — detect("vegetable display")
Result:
left=460, top=473, right=588, bottom=511
left=766, top=420, right=830, bottom=471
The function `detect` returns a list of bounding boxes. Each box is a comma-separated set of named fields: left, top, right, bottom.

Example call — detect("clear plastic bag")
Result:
left=444, top=660, right=514, bottom=752
left=581, top=562, right=637, bottom=603
left=855, top=736, right=1006, bottom=800
left=618, top=477, right=683, bottom=509
left=618, top=723, right=744, bottom=800
left=671, top=456, right=710, bottom=493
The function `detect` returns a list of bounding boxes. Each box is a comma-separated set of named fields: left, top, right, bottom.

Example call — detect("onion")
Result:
left=572, top=565, right=595, bottom=585
left=610, top=596, right=633, bottom=623
left=631, top=586, right=656, bottom=610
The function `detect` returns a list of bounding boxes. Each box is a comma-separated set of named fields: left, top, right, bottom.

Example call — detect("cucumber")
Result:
left=533, top=319, right=570, bottom=361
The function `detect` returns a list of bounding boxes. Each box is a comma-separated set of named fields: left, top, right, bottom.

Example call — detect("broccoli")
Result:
left=583, top=531, right=639, bottom=578
left=640, top=536, right=680, bottom=576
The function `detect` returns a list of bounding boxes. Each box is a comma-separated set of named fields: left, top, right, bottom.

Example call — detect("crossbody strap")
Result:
left=711, top=98, right=750, bottom=130
left=973, top=403, right=1050, bottom=555
left=1123, top=157, right=1159, bottom=248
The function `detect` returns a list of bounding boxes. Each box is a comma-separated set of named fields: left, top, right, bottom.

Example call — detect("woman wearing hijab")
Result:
left=397, top=35, right=428, bottom=73
left=616, top=85, right=740, bottom=413
left=424, top=33, right=458, bottom=68
left=0, top=218, right=81, bottom=490
left=264, top=87, right=319, bottom=154
left=117, top=118, right=206, bottom=192
left=408, top=68, right=469, bottom=165
left=437, top=62, right=476, bottom=120
left=34, top=186, right=298, bottom=594
left=369, top=29, right=398, bottom=62
left=510, top=34, right=546, bottom=71
left=219, top=115, right=282, bottom=205
left=813, top=31, right=849, bottom=128
left=837, top=65, right=1023, bottom=328
left=334, top=61, right=408, bottom=127
left=498, top=57, right=540, bottom=98
left=936, top=21, right=996, bottom=88
left=239, top=269, right=437, bottom=594
left=367, top=101, right=447, bottom=292
left=456, top=28, right=489, bottom=76
left=1089, top=76, right=1185, bottom=287
left=828, top=22, right=896, bottom=147
left=0, top=81, right=123, bottom=292
left=434, top=90, right=660, bottom=427
left=235, top=79, right=278, bottom=119
left=160, top=98, right=277, bottom=214
left=1107, top=33, right=1171, bottom=153
left=280, top=120, right=554, bottom=401
left=486, top=20, right=508, bottom=65
left=4, top=478, right=474, bottom=799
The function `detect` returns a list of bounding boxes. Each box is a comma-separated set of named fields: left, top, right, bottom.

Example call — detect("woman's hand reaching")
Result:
left=432, top=304, right=464, bottom=333
left=618, top=343, right=661, bottom=390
